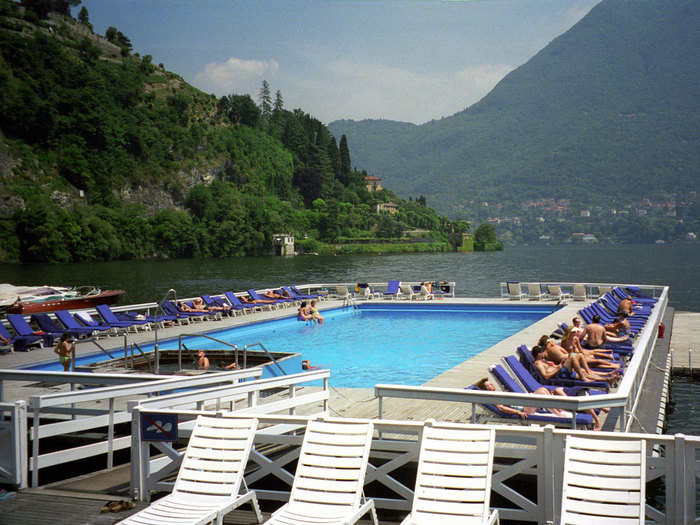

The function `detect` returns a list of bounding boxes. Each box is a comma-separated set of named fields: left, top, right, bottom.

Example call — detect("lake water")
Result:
left=1, top=244, right=698, bottom=311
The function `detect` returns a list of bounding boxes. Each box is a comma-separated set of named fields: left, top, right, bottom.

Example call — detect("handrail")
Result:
left=244, top=342, right=286, bottom=375
left=130, top=341, right=153, bottom=373
left=177, top=333, right=242, bottom=371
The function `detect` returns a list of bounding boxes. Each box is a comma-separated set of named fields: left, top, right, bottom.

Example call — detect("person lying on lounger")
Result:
left=532, top=345, right=619, bottom=385
left=540, top=333, right=620, bottom=372
left=192, top=297, right=230, bottom=312
left=178, top=301, right=208, bottom=313
left=240, top=295, right=277, bottom=304
left=582, top=314, right=630, bottom=348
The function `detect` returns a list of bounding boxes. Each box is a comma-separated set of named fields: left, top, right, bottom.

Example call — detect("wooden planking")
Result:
left=0, top=492, right=399, bottom=524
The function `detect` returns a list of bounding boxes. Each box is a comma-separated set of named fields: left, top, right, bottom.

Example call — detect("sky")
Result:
left=75, top=0, right=601, bottom=125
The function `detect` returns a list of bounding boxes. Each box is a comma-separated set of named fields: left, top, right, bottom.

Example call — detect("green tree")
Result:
left=273, top=89, right=283, bottom=114
left=339, top=134, right=351, bottom=185
left=77, top=5, right=92, bottom=31
left=258, top=80, right=272, bottom=120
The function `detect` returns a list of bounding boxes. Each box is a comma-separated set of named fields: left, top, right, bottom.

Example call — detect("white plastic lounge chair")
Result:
left=546, top=285, right=571, bottom=302
left=598, top=285, right=612, bottom=297
left=400, top=284, right=417, bottom=300
left=402, top=422, right=499, bottom=525
left=335, top=285, right=353, bottom=301
left=118, top=416, right=262, bottom=525
left=264, top=418, right=378, bottom=525
left=527, top=283, right=544, bottom=300
left=415, top=285, right=434, bottom=301
left=559, top=435, right=645, bottom=525
left=506, top=282, right=527, bottom=300
left=573, top=284, right=588, bottom=301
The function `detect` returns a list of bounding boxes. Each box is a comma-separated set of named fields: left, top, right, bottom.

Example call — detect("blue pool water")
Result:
left=25, top=304, right=556, bottom=387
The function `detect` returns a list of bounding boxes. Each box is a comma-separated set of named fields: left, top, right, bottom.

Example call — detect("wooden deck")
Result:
left=0, top=492, right=399, bottom=525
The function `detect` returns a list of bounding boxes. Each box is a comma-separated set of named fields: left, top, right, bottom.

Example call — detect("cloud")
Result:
left=285, top=60, right=513, bottom=124
left=193, top=57, right=279, bottom=96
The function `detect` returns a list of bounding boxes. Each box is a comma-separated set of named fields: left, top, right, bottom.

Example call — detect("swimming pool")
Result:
left=25, top=303, right=555, bottom=387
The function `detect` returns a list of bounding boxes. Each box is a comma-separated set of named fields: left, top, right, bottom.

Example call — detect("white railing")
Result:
left=376, top=286, right=669, bottom=432
left=128, top=369, right=330, bottom=499
left=128, top=410, right=700, bottom=524
left=0, top=400, right=27, bottom=487
left=499, top=282, right=665, bottom=300
left=21, top=368, right=260, bottom=487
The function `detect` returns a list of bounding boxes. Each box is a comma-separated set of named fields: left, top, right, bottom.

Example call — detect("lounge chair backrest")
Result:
left=385, top=280, right=400, bottom=294
left=410, top=423, right=496, bottom=524
left=96, top=304, right=120, bottom=323
left=55, top=310, right=83, bottom=329
left=527, top=283, right=542, bottom=298
left=400, top=284, right=414, bottom=296
left=573, top=284, right=587, bottom=300
left=224, top=292, right=244, bottom=307
left=7, top=314, right=35, bottom=336
left=32, top=314, right=62, bottom=333
left=288, top=419, right=374, bottom=516
left=560, top=435, right=645, bottom=524
left=173, top=416, right=258, bottom=503
left=0, top=323, right=14, bottom=340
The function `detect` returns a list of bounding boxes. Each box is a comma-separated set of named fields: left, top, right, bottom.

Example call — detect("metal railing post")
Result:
left=542, top=425, right=556, bottom=525
left=107, top=398, right=115, bottom=469
left=31, top=398, right=40, bottom=488
left=672, top=433, right=688, bottom=524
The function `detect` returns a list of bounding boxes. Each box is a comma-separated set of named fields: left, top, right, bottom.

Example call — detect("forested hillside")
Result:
left=0, top=0, right=463, bottom=263
left=329, top=0, right=700, bottom=243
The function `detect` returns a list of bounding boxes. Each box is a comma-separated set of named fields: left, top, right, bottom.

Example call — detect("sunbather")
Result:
left=605, top=313, right=631, bottom=337
left=178, top=300, right=208, bottom=313
left=582, top=314, right=630, bottom=348
left=532, top=345, right=619, bottom=385
left=558, top=330, right=619, bottom=367
left=192, top=297, right=230, bottom=312
left=240, top=295, right=276, bottom=305
left=474, top=378, right=578, bottom=420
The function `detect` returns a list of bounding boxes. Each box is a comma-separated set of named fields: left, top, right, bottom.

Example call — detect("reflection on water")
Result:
left=1, top=244, right=698, bottom=310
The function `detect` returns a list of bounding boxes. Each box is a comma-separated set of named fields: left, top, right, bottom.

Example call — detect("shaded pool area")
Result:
left=23, top=303, right=558, bottom=387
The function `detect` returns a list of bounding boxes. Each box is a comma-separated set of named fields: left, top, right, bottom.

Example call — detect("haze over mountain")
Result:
left=328, top=0, right=700, bottom=219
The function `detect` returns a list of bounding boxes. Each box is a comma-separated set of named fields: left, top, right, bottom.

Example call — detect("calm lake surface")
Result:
left=0, top=244, right=698, bottom=311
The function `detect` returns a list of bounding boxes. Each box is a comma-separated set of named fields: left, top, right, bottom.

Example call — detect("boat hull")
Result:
left=6, top=290, right=125, bottom=314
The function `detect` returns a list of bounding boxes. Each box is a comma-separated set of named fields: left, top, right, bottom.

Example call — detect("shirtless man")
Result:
left=193, top=297, right=230, bottom=312
left=582, top=315, right=629, bottom=348
left=532, top=345, right=618, bottom=385
left=197, top=350, right=210, bottom=370
left=178, top=300, right=207, bottom=313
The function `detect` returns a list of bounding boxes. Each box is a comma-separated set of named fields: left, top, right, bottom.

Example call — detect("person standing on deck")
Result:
left=54, top=333, right=75, bottom=372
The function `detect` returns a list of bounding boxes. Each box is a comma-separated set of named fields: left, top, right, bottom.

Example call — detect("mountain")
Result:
left=328, top=0, right=700, bottom=220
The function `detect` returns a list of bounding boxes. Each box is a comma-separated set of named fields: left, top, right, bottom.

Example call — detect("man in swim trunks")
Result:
left=539, top=333, right=621, bottom=372
left=605, top=313, right=631, bottom=338
left=54, top=333, right=75, bottom=372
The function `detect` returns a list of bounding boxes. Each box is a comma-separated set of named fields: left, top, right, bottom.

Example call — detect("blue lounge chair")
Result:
left=466, top=384, right=593, bottom=427
left=7, top=313, right=57, bottom=346
left=291, top=285, right=327, bottom=300
left=54, top=310, right=109, bottom=336
left=31, top=314, right=73, bottom=341
left=199, top=294, right=235, bottom=317
left=223, top=292, right=258, bottom=314
left=516, top=345, right=610, bottom=390
left=247, top=289, right=284, bottom=309
left=159, top=301, right=196, bottom=323
left=383, top=280, right=401, bottom=299
left=503, top=355, right=606, bottom=397
left=96, top=304, right=150, bottom=331
left=286, top=286, right=315, bottom=300
left=70, top=311, right=118, bottom=333
left=0, top=322, right=41, bottom=352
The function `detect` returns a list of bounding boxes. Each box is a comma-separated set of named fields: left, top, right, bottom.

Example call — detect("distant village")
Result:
left=467, top=194, right=698, bottom=244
